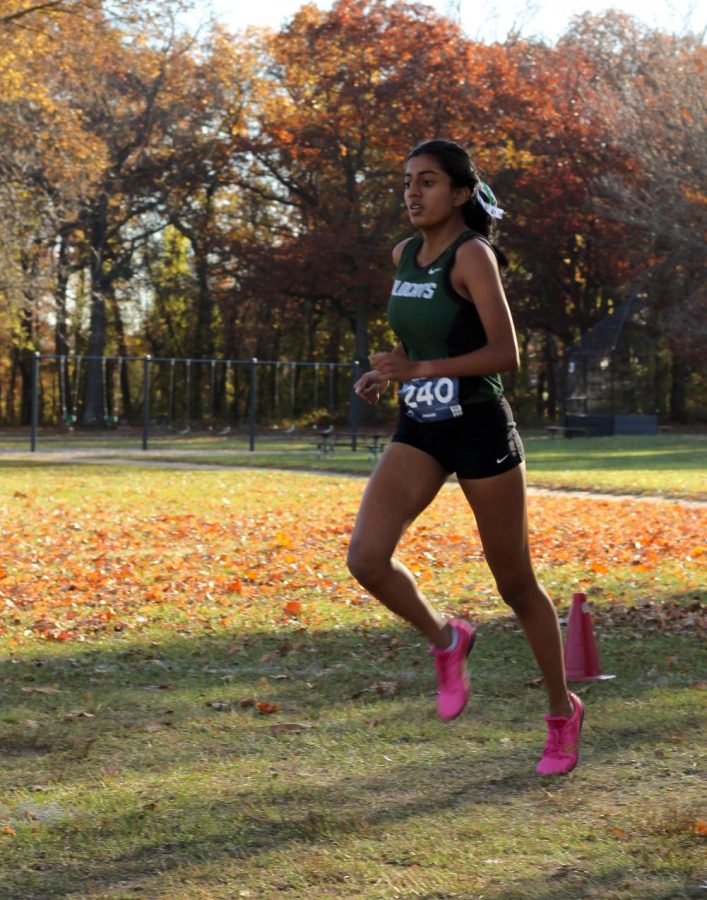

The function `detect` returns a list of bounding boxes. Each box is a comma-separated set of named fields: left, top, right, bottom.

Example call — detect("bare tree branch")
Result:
left=0, top=1, right=91, bottom=26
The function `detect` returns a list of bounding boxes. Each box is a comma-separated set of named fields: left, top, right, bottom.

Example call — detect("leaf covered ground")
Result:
left=0, top=466, right=705, bottom=898
left=1, top=467, right=704, bottom=643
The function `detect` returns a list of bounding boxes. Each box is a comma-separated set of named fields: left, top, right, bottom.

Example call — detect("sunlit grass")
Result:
left=3, top=432, right=704, bottom=498
left=523, top=434, right=707, bottom=499
left=0, top=464, right=704, bottom=897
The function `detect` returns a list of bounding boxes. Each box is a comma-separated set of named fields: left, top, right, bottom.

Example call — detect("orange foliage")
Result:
left=0, top=473, right=704, bottom=643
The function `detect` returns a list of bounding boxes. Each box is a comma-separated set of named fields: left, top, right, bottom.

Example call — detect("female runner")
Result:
left=348, top=139, right=584, bottom=776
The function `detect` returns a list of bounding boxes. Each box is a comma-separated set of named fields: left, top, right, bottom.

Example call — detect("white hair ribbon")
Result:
left=476, top=182, right=504, bottom=219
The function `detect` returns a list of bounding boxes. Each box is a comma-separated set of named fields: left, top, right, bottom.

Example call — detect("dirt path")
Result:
left=2, top=446, right=705, bottom=508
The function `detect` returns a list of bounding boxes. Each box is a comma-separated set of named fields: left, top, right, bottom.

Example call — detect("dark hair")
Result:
left=407, top=139, right=507, bottom=266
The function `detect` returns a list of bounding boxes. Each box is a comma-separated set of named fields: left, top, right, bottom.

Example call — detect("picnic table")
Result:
left=314, top=430, right=389, bottom=459
left=546, top=425, right=592, bottom=439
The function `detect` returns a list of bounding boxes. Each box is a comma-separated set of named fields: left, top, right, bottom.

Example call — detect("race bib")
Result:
left=400, top=377, right=464, bottom=422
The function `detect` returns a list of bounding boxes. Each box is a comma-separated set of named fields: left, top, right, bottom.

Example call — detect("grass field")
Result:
left=2, top=432, right=706, bottom=500
left=0, top=457, right=705, bottom=898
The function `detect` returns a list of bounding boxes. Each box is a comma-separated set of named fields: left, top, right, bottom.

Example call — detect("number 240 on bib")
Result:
left=400, top=377, right=463, bottom=422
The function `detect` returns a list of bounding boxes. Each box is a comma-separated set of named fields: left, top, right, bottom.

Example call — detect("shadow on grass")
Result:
left=0, top=619, right=704, bottom=897
left=484, top=868, right=702, bottom=900
left=0, top=618, right=702, bottom=750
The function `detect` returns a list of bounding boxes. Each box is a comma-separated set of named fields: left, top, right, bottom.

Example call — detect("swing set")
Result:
left=28, top=353, right=366, bottom=452
left=56, top=355, right=122, bottom=428
left=158, top=358, right=243, bottom=432
left=57, top=354, right=78, bottom=427
left=38, top=354, right=361, bottom=437
left=102, top=357, right=120, bottom=428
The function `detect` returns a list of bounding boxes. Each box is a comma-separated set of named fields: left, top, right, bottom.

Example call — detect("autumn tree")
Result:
left=559, top=12, right=707, bottom=419
left=0, top=0, right=203, bottom=424
left=151, top=26, right=263, bottom=417
left=235, top=0, right=489, bottom=371
left=66, top=10, right=209, bottom=424
left=0, top=0, right=107, bottom=421
left=1, top=0, right=704, bottom=426
left=467, top=35, right=634, bottom=418
left=236, top=2, right=641, bottom=420
left=0, top=0, right=98, bottom=26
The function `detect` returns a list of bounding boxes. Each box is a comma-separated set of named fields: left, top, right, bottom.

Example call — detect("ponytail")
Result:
left=461, top=196, right=508, bottom=268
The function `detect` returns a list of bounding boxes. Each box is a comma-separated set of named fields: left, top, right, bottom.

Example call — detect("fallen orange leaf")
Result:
left=1, top=471, right=704, bottom=645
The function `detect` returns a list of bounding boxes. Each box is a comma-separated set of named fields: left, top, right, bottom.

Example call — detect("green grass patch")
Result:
left=524, top=434, right=707, bottom=500
left=0, top=465, right=704, bottom=897
left=3, top=432, right=705, bottom=499
left=0, top=626, right=705, bottom=898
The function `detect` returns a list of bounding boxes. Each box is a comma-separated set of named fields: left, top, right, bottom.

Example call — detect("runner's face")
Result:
left=404, top=155, right=467, bottom=227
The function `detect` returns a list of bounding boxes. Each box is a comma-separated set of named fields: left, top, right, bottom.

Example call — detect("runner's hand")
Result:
left=354, top=370, right=389, bottom=405
left=369, top=351, right=416, bottom=382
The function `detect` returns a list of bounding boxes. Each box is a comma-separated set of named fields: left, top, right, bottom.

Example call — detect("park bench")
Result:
left=545, top=425, right=592, bottom=439
left=314, top=430, right=388, bottom=459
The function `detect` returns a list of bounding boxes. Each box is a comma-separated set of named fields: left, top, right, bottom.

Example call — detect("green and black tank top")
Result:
left=387, top=229, right=503, bottom=405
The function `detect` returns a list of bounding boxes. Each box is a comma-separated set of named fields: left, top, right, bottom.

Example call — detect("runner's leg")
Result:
left=347, top=441, right=451, bottom=648
left=458, top=464, right=572, bottom=717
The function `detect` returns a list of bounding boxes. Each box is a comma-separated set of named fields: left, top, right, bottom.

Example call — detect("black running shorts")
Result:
left=391, top=395, right=524, bottom=479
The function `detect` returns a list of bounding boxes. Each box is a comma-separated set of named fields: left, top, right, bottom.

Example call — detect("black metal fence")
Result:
left=23, top=354, right=367, bottom=452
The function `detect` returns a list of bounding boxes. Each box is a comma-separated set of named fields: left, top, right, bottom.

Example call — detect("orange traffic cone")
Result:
left=564, top=592, right=615, bottom=682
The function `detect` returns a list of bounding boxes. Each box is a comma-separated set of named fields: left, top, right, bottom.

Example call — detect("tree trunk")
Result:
left=535, top=365, right=546, bottom=420
left=669, top=355, right=688, bottom=422
left=353, top=285, right=369, bottom=370
left=187, top=187, right=217, bottom=422
left=544, top=329, right=558, bottom=420
left=109, top=290, right=132, bottom=420
left=19, top=250, right=37, bottom=425
left=5, top=351, right=18, bottom=423
left=19, top=344, right=34, bottom=427
left=83, top=198, right=109, bottom=426
left=190, top=244, right=214, bottom=421
left=55, top=229, right=73, bottom=420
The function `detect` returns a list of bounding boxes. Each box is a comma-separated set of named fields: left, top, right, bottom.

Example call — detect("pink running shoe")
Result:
left=536, top=691, right=585, bottom=776
left=431, top=619, right=476, bottom=720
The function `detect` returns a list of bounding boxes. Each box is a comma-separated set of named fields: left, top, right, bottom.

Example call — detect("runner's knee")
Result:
left=347, top=537, right=391, bottom=589
left=495, top=574, right=539, bottom=614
